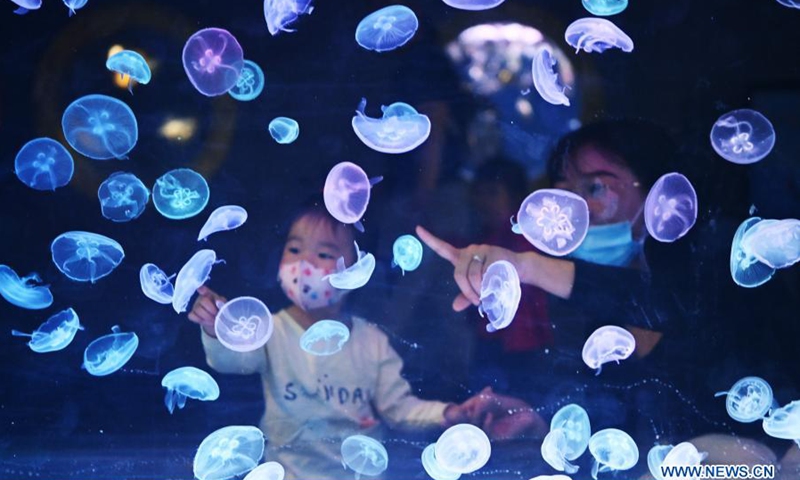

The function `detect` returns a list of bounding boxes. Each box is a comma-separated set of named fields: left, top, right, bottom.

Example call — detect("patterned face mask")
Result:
left=278, top=260, right=348, bottom=311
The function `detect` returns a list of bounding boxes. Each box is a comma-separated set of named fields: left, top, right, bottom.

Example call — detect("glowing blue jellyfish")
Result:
left=299, top=320, right=350, bottom=356
left=140, top=263, right=174, bottom=305
left=421, top=443, right=461, bottom=480
left=660, top=442, right=707, bottom=473
left=51, top=231, right=125, bottom=283
left=710, top=109, right=775, bottom=165
left=244, top=461, right=285, bottom=480
left=10, top=0, right=40, bottom=15
left=194, top=425, right=265, bottom=480
left=340, top=435, right=389, bottom=478
left=153, top=168, right=210, bottom=220
left=106, top=50, right=150, bottom=92
left=435, top=424, right=491, bottom=474
left=268, top=117, right=300, bottom=144
left=14, top=138, right=74, bottom=191
left=644, top=172, right=698, bottom=243
left=355, top=5, right=418, bottom=53
left=352, top=98, right=431, bottom=154
left=512, top=189, right=590, bottom=256
left=161, top=366, right=220, bottom=414
left=542, top=429, right=579, bottom=473
left=776, top=0, right=800, bottom=9
left=182, top=28, right=244, bottom=97
left=588, top=428, right=639, bottom=480
left=582, top=0, right=627, bottom=16
left=63, top=0, right=87, bottom=16
left=741, top=219, right=800, bottom=269
left=264, top=0, right=314, bottom=35
left=532, top=47, right=570, bottom=106
left=478, top=260, right=521, bottom=333
left=324, top=241, right=376, bottom=290
left=215, top=296, right=273, bottom=352
left=392, top=235, right=423, bottom=274
left=83, top=325, right=138, bottom=376
left=715, top=376, right=774, bottom=423
left=730, top=217, right=776, bottom=288
left=323, top=161, right=383, bottom=232
left=582, top=325, right=636, bottom=375
left=565, top=18, right=634, bottom=54
left=762, top=400, right=800, bottom=443
left=0, top=265, right=53, bottom=310
left=550, top=404, right=592, bottom=461
left=172, top=250, right=221, bottom=314
left=98, top=172, right=150, bottom=222
left=61, top=94, right=138, bottom=160
left=647, top=445, right=673, bottom=480
left=229, top=60, right=265, bottom=101
left=198, top=206, right=248, bottom=242
left=11, top=308, right=83, bottom=353
left=441, top=0, right=505, bottom=11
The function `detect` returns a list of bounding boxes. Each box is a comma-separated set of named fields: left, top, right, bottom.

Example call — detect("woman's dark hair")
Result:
left=472, top=157, right=530, bottom=206
left=546, top=118, right=680, bottom=190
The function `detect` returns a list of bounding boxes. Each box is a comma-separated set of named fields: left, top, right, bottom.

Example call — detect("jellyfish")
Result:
left=644, top=172, right=698, bottom=243
left=323, top=161, right=383, bottom=232
left=10, top=0, right=40, bottom=15
left=268, top=117, right=300, bottom=144
left=243, top=461, right=285, bottom=480
left=776, top=0, right=800, bottom=8
left=434, top=424, right=492, bottom=474
left=392, top=234, right=423, bottom=274
left=198, top=206, right=248, bottom=241
left=161, top=366, right=220, bottom=414
left=98, top=172, right=150, bottom=222
left=542, top=429, right=579, bottom=473
left=564, top=18, right=634, bottom=54
left=582, top=325, right=636, bottom=375
left=105, top=50, right=150, bottom=92
left=0, top=265, right=53, bottom=310
left=421, top=443, right=461, bottom=480
left=355, top=5, right=418, bottom=53
left=441, top=0, right=505, bottom=11
left=351, top=98, right=431, bottom=154
left=730, top=217, right=776, bottom=288
left=215, top=296, right=274, bottom=352
left=139, top=263, right=175, bottom=305
left=762, top=400, right=800, bottom=444
left=740, top=218, right=800, bottom=269
left=194, top=425, right=265, bottom=480
left=550, top=404, right=592, bottom=461
left=82, top=325, right=139, bottom=376
left=299, top=320, right=350, bottom=356
left=229, top=60, right=265, bottom=101
left=182, top=28, right=244, bottom=97
left=646, top=444, right=673, bottom=480
left=63, top=0, right=87, bottom=15
left=263, top=0, right=314, bottom=36
left=172, top=250, right=221, bottom=314
left=582, top=0, right=627, bottom=16
left=153, top=168, right=210, bottom=220
left=532, top=47, right=570, bottom=107
left=512, top=189, right=590, bottom=256
left=61, top=94, right=138, bottom=160
left=11, top=308, right=83, bottom=353
left=588, top=428, right=639, bottom=480
left=51, top=231, right=125, bottom=283
left=478, top=260, right=521, bottom=333
left=715, top=376, right=774, bottom=423
left=710, top=109, right=775, bottom=165
left=340, top=435, right=389, bottom=478
left=14, top=138, right=74, bottom=191
left=660, top=442, right=707, bottom=474
left=324, top=241, right=376, bottom=290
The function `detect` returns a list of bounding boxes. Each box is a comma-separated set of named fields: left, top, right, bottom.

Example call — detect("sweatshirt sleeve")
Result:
left=371, top=329, right=449, bottom=431
left=201, top=328, right=267, bottom=375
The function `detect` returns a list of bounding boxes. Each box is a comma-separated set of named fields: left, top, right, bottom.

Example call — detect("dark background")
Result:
left=0, top=1, right=798, bottom=479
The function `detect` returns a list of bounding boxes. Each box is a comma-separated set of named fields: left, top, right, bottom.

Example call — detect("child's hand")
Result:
left=188, top=285, right=227, bottom=338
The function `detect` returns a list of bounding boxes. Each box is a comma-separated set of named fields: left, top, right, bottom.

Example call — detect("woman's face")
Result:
left=280, top=215, right=355, bottom=272
left=553, top=145, right=645, bottom=233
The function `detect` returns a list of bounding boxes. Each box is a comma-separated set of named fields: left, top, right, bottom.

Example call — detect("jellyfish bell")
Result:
left=61, top=94, right=138, bottom=160
left=565, top=18, right=634, bottom=53
left=730, top=217, right=776, bottom=288
left=82, top=325, right=139, bottom=376
left=582, top=0, right=628, bottom=16
left=198, top=205, right=248, bottom=241
left=214, top=296, right=274, bottom=352
left=324, top=241, right=376, bottom=290
left=740, top=218, right=800, bottom=269
left=323, top=161, right=383, bottom=232
left=392, top=234, right=424, bottom=274
left=340, top=435, right=389, bottom=477
left=478, top=260, right=521, bottom=333
left=644, top=172, right=698, bottom=243
left=762, top=400, right=800, bottom=442
left=352, top=98, right=431, bottom=154
left=98, top=172, right=150, bottom=222
left=106, top=50, right=151, bottom=92
left=161, top=366, right=220, bottom=414
left=532, top=47, right=570, bottom=107
left=153, top=168, right=210, bottom=220
left=588, top=428, right=639, bottom=480
left=299, top=320, right=350, bottom=356
left=647, top=444, right=674, bottom=480
left=10, top=0, right=41, bottom=15
left=441, top=0, right=505, bottom=11
left=268, top=117, right=300, bottom=144
left=542, top=428, right=579, bottom=473
left=714, top=376, right=774, bottom=423
left=172, top=250, right=222, bottom=314
left=355, top=5, right=419, bottom=53
left=550, top=404, right=592, bottom=460
left=182, top=28, right=244, bottom=97
left=514, top=189, right=590, bottom=256
left=11, top=308, right=83, bottom=353
left=660, top=442, right=707, bottom=472
left=0, top=265, right=53, bottom=310
left=229, top=60, right=265, bottom=101
left=243, top=461, right=286, bottom=480
left=14, top=138, right=74, bottom=191
left=264, top=0, right=314, bottom=35
left=434, top=424, right=492, bottom=474
left=421, top=443, right=461, bottom=480
left=139, top=263, right=175, bottom=304
left=51, top=231, right=125, bottom=283
left=710, top=109, right=775, bottom=165
left=582, top=325, right=636, bottom=375
left=194, top=425, right=265, bottom=480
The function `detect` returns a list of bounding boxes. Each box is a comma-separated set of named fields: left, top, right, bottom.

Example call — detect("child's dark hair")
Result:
left=283, top=196, right=356, bottom=246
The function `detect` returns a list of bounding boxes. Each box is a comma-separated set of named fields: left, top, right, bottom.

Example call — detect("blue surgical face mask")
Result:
left=571, top=221, right=643, bottom=267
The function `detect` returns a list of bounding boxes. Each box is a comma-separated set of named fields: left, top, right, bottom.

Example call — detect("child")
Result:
left=188, top=202, right=476, bottom=480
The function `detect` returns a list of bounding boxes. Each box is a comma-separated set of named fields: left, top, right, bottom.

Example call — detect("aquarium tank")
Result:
left=1, top=1, right=798, bottom=479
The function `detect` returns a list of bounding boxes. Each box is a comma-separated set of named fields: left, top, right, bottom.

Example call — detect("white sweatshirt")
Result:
left=201, top=309, right=449, bottom=480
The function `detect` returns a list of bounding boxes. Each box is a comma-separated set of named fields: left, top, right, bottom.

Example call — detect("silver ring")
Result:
left=472, top=255, right=484, bottom=263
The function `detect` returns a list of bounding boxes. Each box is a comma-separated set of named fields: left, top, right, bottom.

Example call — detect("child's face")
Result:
left=280, top=215, right=356, bottom=271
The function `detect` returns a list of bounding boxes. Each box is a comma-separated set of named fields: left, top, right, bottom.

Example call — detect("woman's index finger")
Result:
left=415, top=225, right=458, bottom=265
